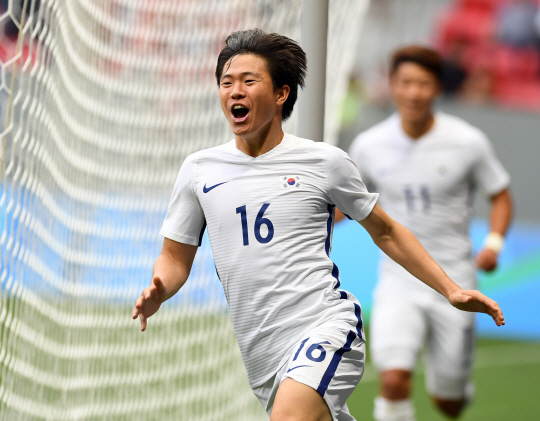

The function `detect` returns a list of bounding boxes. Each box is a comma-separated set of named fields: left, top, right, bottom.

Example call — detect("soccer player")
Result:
left=132, top=31, right=504, bottom=421
left=342, top=46, right=513, bottom=421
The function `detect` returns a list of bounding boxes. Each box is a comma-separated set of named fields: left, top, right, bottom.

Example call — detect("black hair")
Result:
left=215, top=28, right=307, bottom=121
left=390, top=45, right=443, bottom=83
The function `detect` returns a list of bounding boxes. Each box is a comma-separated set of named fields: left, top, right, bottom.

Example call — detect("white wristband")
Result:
left=484, top=232, right=504, bottom=254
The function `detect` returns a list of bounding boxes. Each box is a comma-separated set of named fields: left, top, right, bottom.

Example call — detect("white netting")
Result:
left=0, top=0, right=368, bottom=419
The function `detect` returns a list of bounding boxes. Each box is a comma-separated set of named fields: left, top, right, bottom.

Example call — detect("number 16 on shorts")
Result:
left=282, top=327, right=365, bottom=398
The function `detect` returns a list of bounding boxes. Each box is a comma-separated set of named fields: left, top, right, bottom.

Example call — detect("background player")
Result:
left=339, top=46, right=513, bottom=421
left=133, top=31, right=504, bottom=421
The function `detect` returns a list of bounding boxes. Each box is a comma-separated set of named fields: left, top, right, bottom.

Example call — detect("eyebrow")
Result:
left=221, top=71, right=261, bottom=81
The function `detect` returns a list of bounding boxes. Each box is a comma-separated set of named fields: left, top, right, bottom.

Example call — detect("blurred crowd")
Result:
left=345, top=0, right=540, bottom=120
left=0, top=0, right=539, bottom=113
left=437, top=0, right=540, bottom=109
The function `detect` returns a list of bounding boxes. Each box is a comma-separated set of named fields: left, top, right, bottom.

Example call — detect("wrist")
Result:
left=483, top=232, right=504, bottom=254
left=444, top=284, right=462, bottom=300
left=438, top=276, right=462, bottom=300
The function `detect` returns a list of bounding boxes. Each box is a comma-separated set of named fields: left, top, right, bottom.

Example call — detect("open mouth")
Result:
left=231, top=104, right=249, bottom=122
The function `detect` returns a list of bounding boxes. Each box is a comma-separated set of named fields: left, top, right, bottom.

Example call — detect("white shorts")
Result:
left=370, top=283, right=475, bottom=400
left=252, top=323, right=366, bottom=421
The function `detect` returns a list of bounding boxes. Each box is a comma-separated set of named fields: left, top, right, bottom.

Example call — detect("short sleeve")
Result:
left=470, top=133, right=510, bottom=196
left=160, top=156, right=206, bottom=246
left=325, top=147, right=379, bottom=221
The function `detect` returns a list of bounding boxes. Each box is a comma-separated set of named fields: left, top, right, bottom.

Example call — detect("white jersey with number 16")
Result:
left=160, top=133, right=378, bottom=388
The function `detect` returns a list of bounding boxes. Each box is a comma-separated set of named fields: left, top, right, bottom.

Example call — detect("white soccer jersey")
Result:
left=349, top=112, right=510, bottom=291
left=160, top=133, right=378, bottom=388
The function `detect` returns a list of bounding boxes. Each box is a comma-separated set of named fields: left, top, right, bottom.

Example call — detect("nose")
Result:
left=231, top=81, right=246, bottom=99
left=405, top=83, right=423, bottom=100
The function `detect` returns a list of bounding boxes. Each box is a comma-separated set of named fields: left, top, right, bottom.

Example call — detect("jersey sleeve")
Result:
left=348, top=133, right=372, bottom=186
left=325, top=146, right=379, bottom=221
left=160, top=156, right=206, bottom=246
left=470, top=132, right=510, bottom=196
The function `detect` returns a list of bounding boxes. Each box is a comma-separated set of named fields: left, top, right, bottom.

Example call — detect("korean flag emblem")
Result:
left=281, top=175, right=302, bottom=189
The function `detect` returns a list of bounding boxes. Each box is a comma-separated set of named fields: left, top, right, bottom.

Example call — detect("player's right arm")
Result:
left=132, top=238, right=197, bottom=331
left=133, top=154, right=205, bottom=331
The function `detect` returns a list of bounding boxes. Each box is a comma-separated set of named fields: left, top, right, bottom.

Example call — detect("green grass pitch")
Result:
left=347, top=337, right=540, bottom=420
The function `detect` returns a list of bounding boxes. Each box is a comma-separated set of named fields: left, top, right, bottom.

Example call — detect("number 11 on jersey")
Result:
left=236, top=203, right=274, bottom=246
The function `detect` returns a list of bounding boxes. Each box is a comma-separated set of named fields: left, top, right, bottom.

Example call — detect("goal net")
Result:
left=0, top=0, right=368, bottom=419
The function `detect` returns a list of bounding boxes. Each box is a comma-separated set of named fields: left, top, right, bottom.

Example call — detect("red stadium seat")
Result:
left=492, top=47, right=540, bottom=84
left=435, top=0, right=540, bottom=111
left=492, top=80, right=540, bottom=110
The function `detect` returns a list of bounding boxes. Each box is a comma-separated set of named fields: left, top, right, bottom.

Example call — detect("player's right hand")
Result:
left=132, top=277, right=165, bottom=331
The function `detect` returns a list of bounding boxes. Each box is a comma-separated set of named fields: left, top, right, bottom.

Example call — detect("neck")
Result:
left=401, top=112, right=435, bottom=140
left=235, top=116, right=284, bottom=157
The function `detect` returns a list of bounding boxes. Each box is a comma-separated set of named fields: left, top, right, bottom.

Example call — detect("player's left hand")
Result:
left=475, top=248, right=498, bottom=272
left=448, top=289, right=505, bottom=326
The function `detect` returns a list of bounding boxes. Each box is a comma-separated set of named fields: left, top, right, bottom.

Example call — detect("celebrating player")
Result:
left=342, top=46, right=513, bottom=420
left=132, top=31, right=504, bottom=421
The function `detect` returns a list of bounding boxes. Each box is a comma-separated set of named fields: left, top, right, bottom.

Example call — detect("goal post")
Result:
left=0, top=1, right=369, bottom=419
left=297, top=0, right=329, bottom=142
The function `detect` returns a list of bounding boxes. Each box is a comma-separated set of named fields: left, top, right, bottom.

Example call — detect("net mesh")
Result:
left=0, top=0, right=368, bottom=419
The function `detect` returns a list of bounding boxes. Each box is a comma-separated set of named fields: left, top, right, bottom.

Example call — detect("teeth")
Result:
left=233, top=105, right=246, bottom=110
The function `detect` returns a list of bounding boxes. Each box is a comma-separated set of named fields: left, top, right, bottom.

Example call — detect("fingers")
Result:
left=140, top=313, right=147, bottom=331
left=132, top=290, right=152, bottom=330
left=152, top=276, right=166, bottom=301
left=466, top=290, right=505, bottom=326
left=487, top=300, right=505, bottom=326
left=452, top=290, right=505, bottom=327
left=132, top=295, right=144, bottom=319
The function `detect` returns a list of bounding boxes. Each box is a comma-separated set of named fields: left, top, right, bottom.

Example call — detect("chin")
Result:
left=403, top=111, right=428, bottom=122
left=231, top=125, right=251, bottom=136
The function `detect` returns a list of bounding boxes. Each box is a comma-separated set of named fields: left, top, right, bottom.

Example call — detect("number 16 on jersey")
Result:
left=236, top=203, right=274, bottom=246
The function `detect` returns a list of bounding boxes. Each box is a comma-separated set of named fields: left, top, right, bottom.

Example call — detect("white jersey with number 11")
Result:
left=349, top=112, right=510, bottom=292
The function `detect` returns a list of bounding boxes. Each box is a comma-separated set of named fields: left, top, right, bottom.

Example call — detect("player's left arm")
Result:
left=334, top=208, right=348, bottom=223
left=359, top=204, right=505, bottom=326
left=475, top=188, right=513, bottom=272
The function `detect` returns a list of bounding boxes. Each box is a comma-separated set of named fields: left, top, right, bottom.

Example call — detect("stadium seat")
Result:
left=435, top=0, right=540, bottom=111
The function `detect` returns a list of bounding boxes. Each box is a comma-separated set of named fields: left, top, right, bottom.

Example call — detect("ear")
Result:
left=275, top=84, right=290, bottom=106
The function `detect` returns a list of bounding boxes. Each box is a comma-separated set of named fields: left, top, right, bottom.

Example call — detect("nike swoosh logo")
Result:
left=287, top=365, right=312, bottom=373
left=203, top=182, right=228, bottom=193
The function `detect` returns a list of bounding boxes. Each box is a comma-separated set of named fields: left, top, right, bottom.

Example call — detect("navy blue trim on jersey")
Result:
left=325, top=204, right=335, bottom=256
left=353, top=303, right=363, bottom=339
left=197, top=220, right=207, bottom=247
left=335, top=290, right=362, bottom=338
left=331, top=263, right=341, bottom=289
left=326, top=204, right=343, bottom=290
left=316, top=330, right=356, bottom=397
left=344, top=213, right=353, bottom=220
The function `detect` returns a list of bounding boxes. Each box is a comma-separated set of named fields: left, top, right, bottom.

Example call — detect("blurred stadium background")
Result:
left=0, top=0, right=539, bottom=420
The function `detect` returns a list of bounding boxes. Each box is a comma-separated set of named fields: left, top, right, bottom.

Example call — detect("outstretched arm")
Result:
left=132, top=238, right=198, bottom=331
left=475, top=188, right=512, bottom=272
left=359, top=205, right=505, bottom=326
